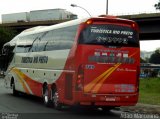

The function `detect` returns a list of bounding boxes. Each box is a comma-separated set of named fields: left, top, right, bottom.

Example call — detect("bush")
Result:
left=0, top=27, right=17, bottom=51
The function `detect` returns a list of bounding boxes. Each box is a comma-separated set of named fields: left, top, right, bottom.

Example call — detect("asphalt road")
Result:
left=1, top=78, right=157, bottom=119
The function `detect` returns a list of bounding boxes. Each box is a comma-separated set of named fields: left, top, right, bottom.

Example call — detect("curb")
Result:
left=120, top=103, right=160, bottom=115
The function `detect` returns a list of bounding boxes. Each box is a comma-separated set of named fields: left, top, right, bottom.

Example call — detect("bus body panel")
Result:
left=76, top=45, right=139, bottom=94
left=4, top=16, right=140, bottom=108
left=68, top=45, right=139, bottom=106
left=66, top=18, right=140, bottom=106
left=7, top=49, right=71, bottom=97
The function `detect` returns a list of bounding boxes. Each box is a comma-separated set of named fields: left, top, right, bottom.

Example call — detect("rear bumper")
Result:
left=73, top=92, right=139, bottom=106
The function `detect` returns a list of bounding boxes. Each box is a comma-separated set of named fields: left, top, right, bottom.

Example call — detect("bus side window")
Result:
left=28, top=32, right=49, bottom=52
left=37, top=32, right=49, bottom=52
left=44, top=25, right=78, bottom=51
left=16, top=45, right=26, bottom=53
left=28, top=34, right=40, bottom=52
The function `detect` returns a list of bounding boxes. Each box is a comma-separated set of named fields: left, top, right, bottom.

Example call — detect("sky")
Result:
left=0, top=0, right=160, bottom=51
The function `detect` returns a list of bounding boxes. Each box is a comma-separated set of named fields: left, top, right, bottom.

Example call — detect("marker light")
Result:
left=86, top=19, right=93, bottom=25
left=132, top=23, right=136, bottom=28
left=131, top=23, right=139, bottom=31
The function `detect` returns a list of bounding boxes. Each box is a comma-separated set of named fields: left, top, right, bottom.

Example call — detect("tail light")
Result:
left=76, top=65, right=84, bottom=91
left=131, top=22, right=139, bottom=31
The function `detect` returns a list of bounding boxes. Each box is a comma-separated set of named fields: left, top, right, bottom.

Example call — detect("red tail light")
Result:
left=76, top=65, right=84, bottom=91
left=131, top=22, right=139, bottom=31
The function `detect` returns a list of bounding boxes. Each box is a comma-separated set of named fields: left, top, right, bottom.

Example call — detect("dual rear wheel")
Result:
left=12, top=81, right=62, bottom=110
left=42, top=85, right=62, bottom=110
left=12, top=81, right=114, bottom=111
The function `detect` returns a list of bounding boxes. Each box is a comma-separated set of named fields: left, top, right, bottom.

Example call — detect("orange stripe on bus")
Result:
left=12, top=68, right=30, bottom=94
left=91, top=63, right=121, bottom=93
left=84, top=63, right=120, bottom=93
left=84, top=50, right=139, bottom=93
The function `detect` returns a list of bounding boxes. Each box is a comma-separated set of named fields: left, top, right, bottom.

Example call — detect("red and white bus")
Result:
left=4, top=16, right=140, bottom=110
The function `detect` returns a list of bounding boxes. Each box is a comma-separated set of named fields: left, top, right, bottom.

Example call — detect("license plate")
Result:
left=106, top=97, right=116, bottom=101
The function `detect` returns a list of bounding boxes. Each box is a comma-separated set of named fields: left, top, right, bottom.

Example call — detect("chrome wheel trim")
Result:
left=53, top=91, right=59, bottom=107
left=44, top=95, right=49, bottom=104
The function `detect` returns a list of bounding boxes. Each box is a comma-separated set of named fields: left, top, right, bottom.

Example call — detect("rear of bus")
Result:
left=74, top=17, right=140, bottom=107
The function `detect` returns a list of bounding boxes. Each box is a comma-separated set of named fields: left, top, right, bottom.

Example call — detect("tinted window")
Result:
left=45, top=25, right=78, bottom=51
left=79, top=24, right=139, bottom=47
left=16, top=46, right=26, bottom=53
left=28, top=33, right=44, bottom=52
left=15, top=25, right=78, bottom=53
left=16, top=35, right=34, bottom=53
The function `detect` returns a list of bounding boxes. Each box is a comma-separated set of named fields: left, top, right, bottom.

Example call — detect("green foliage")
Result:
left=155, top=1, right=160, bottom=10
left=149, top=49, right=160, bottom=64
left=140, top=57, right=147, bottom=63
left=139, top=78, right=160, bottom=105
left=140, top=78, right=160, bottom=93
left=0, top=27, right=17, bottom=51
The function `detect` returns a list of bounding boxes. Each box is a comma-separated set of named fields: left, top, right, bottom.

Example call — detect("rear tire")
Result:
left=12, top=82, right=19, bottom=96
left=52, top=88, right=62, bottom=110
left=100, top=106, right=114, bottom=113
left=42, top=85, right=52, bottom=107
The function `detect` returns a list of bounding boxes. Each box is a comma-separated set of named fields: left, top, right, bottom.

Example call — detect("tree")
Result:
left=140, top=57, right=147, bottom=63
left=0, top=27, right=17, bottom=52
left=155, top=0, right=160, bottom=10
left=149, top=49, right=160, bottom=64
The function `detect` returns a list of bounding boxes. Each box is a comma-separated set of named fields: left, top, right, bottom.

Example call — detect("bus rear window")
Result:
left=79, top=24, right=139, bottom=47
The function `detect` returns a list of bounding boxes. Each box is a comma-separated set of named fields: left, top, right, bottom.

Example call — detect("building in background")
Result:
left=140, top=51, right=153, bottom=60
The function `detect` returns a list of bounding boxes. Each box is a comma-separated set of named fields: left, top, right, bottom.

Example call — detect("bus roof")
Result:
left=17, top=16, right=135, bottom=37
left=7, top=16, right=136, bottom=46
left=18, top=17, right=89, bottom=37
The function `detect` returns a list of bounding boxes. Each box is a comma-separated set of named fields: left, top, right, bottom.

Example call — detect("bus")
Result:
left=4, top=16, right=140, bottom=110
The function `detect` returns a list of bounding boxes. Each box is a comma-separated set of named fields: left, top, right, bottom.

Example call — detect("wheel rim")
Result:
left=44, top=95, right=48, bottom=103
left=43, top=89, right=49, bottom=104
left=53, top=91, right=59, bottom=107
